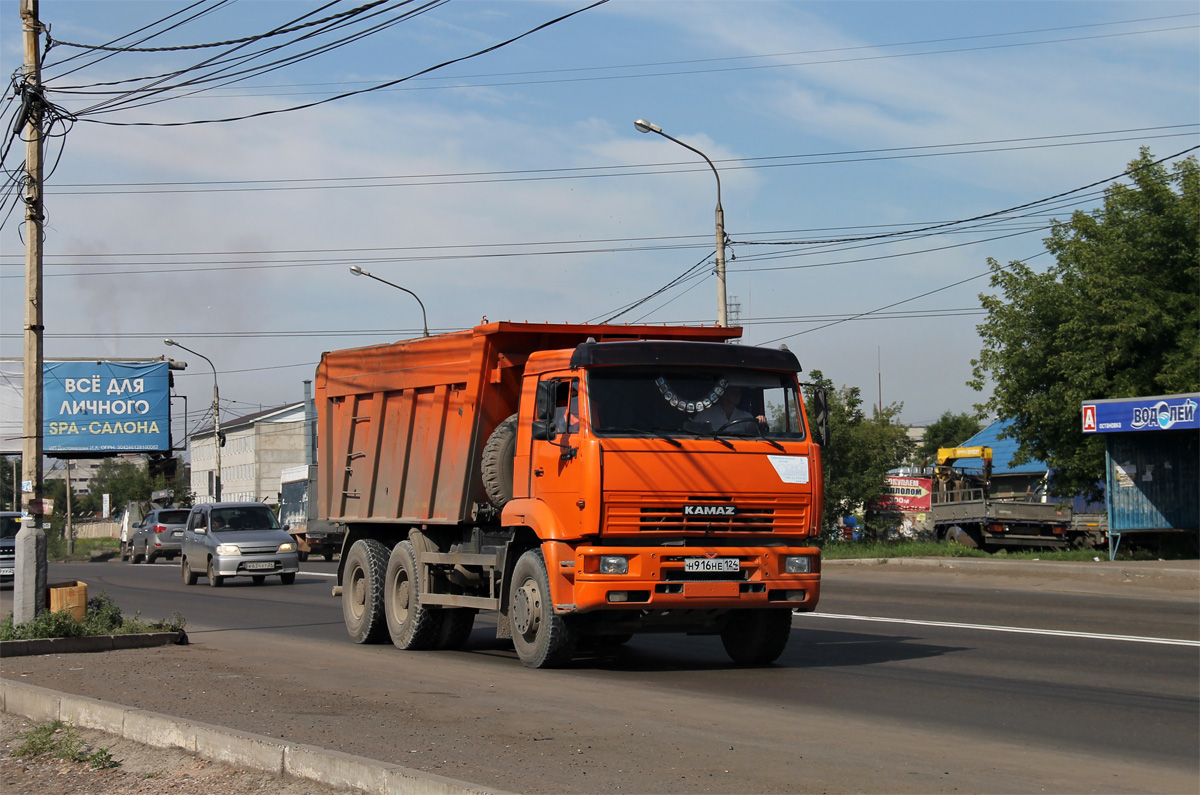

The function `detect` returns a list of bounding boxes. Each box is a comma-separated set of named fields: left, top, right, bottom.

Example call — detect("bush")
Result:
left=0, top=590, right=185, bottom=641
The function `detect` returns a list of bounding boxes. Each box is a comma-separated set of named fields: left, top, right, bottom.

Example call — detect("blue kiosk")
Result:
left=1081, top=393, right=1199, bottom=559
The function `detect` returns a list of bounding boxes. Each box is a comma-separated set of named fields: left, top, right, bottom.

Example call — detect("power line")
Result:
left=23, top=125, right=1199, bottom=195
left=72, top=1, right=612, bottom=127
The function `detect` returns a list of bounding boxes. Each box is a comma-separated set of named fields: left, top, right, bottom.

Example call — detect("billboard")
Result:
left=1082, top=394, right=1199, bottom=435
left=44, top=361, right=171, bottom=453
left=871, top=476, right=933, bottom=513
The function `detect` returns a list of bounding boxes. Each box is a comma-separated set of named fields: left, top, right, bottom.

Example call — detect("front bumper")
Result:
left=212, top=552, right=300, bottom=577
left=551, top=544, right=821, bottom=613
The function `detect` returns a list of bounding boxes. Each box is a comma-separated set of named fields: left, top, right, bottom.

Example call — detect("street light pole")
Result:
left=164, top=339, right=221, bottom=502
left=349, top=266, right=430, bottom=337
left=634, top=118, right=728, bottom=328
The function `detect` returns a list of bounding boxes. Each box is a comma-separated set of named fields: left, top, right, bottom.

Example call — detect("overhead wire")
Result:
left=71, top=0, right=613, bottom=127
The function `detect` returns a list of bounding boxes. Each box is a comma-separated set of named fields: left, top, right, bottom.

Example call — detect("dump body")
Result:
left=316, top=322, right=737, bottom=526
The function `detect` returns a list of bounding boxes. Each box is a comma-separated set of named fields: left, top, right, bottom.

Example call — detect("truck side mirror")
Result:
left=532, top=381, right=558, bottom=441
left=812, top=386, right=830, bottom=447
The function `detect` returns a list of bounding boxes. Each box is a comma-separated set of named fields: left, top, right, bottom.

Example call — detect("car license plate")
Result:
left=246, top=562, right=275, bottom=571
left=684, top=557, right=739, bottom=573
left=0, top=568, right=13, bottom=576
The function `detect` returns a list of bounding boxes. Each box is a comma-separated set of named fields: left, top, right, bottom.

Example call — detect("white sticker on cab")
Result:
left=767, top=455, right=809, bottom=484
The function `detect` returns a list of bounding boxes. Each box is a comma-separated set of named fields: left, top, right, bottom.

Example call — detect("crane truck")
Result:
left=930, top=446, right=1094, bottom=549
left=317, top=322, right=827, bottom=668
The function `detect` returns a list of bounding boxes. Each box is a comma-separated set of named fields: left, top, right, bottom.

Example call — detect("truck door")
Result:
left=531, top=377, right=584, bottom=534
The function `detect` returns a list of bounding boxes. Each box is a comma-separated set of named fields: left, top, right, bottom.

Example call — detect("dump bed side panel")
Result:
left=316, top=322, right=743, bottom=525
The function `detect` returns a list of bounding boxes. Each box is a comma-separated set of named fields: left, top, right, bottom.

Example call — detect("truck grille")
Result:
left=603, top=497, right=809, bottom=534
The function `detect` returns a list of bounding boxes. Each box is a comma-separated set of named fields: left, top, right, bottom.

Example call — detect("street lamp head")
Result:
left=164, top=338, right=177, bottom=347
left=634, top=118, right=661, bottom=134
left=349, top=265, right=367, bottom=276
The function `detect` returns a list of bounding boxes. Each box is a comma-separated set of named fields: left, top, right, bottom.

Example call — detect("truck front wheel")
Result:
left=510, top=549, right=577, bottom=668
left=384, top=541, right=443, bottom=650
left=720, top=609, right=792, bottom=665
left=343, top=539, right=389, bottom=644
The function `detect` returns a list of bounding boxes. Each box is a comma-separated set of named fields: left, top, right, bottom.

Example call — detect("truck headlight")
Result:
left=215, top=544, right=241, bottom=556
left=599, top=555, right=628, bottom=574
left=277, top=542, right=296, bottom=553
left=784, top=555, right=812, bottom=574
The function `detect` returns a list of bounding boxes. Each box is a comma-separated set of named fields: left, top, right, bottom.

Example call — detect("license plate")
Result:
left=0, top=568, right=13, bottom=576
left=245, top=561, right=275, bottom=571
left=684, top=557, right=739, bottom=573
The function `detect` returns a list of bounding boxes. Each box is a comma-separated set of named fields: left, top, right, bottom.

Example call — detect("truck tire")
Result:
left=436, top=608, right=477, bottom=650
left=510, top=549, right=577, bottom=668
left=384, top=541, right=443, bottom=650
left=720, top=609, right=792, bottom=665
left=343, top=539, right=389, bottom=644
left=944, top=525, right=981, bottom=549
left=482, top=412, right=519, bottom=509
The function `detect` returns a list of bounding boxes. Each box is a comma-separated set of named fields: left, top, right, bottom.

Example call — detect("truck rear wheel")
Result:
left=343, top=539, right=389, bottom=644
left=481, top=413, right=519, bottom=508
left=510, top=549, right=576, bottom=668
left=384, top=541, right=443, bottom=650
left=720, top=609, right=792, bottom=665
left=944, top=525, right=981, bottom=549
left=436, top=608, right=477, bottom=650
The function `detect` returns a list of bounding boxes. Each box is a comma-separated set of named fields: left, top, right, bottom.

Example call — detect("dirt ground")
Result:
left=0, top=711, right=359, bottom=795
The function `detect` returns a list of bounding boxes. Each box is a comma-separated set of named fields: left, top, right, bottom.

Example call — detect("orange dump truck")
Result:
left=317, top=321, right=826, bottom=668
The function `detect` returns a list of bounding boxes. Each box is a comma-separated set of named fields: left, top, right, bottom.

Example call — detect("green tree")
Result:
left=915, top=411, right=984, bottom=466
left=971, top=149, right=1199, bottom=498
left=79, top=458, right=154, bottom=517
left=806, top=370, right=915, bottom=537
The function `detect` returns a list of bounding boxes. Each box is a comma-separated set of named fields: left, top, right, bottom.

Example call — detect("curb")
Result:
left=824, top=556, right=1200, bottom=580
left=1, top=679, right=510, bottom=795
left=0, top=631, right=188, bottom=658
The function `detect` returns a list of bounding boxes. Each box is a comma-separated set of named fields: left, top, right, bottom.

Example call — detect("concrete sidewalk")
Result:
left=1, top=678, right=509, bottom=795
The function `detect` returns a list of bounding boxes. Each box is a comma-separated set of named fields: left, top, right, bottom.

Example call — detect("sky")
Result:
left=1, top=0, right=1197, bottom=455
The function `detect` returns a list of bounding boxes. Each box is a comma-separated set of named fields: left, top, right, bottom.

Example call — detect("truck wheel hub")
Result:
left=512, top=581, right=541, bottom=637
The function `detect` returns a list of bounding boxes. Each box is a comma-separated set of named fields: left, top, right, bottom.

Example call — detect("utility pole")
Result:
left=65, top=459, right=74, bottom=555
left=15, top=0, right=47, bottom=623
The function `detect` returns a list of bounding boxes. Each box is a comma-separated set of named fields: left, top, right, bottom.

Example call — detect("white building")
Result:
left=189, top=403, right=305, bottom=504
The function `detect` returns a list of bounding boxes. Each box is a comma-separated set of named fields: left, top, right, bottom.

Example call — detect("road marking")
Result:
left=796, top=612, right=1200, bottom=647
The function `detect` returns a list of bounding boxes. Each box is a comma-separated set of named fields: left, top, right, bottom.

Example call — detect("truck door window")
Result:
left=554, top=379, right=579, bottom=434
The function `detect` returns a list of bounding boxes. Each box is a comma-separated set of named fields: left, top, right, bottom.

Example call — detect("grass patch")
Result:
left=47, top=536, right=120, bottom=562
left=0, top=591, right=186, bottom=641
left=13, top=720, right=120, bottom=770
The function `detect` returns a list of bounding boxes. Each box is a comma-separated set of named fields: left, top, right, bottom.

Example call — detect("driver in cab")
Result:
left=693, top=385, right=765, bottom=430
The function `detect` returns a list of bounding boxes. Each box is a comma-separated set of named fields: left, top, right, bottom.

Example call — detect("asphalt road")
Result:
left=3, top=556, right=1198, bottom=794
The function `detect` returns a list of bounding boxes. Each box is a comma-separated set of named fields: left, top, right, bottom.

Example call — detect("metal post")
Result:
left=348, top=266, right=430, bottom=337
left=634, top=119, right=728, bottom=327
left=15, top=0, right=46, bottom=623
left=164, top=340, right=221, bottom=501
left=65, top=458, right=74, bottom=555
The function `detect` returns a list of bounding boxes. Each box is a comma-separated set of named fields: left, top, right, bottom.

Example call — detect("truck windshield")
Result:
left=211, top=506, right=281, bottom=532
left=587, top=367, right=806, bottom=440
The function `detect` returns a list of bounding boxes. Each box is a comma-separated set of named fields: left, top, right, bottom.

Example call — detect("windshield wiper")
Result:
left=672, top=428, right=735, bottom=449
left=603, top=427, right=683, bottom=448
left=751, top=436, right=786, bottom=452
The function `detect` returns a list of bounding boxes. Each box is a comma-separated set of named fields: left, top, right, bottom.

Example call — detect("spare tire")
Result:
left=482, top=412, right=519, bottom=508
